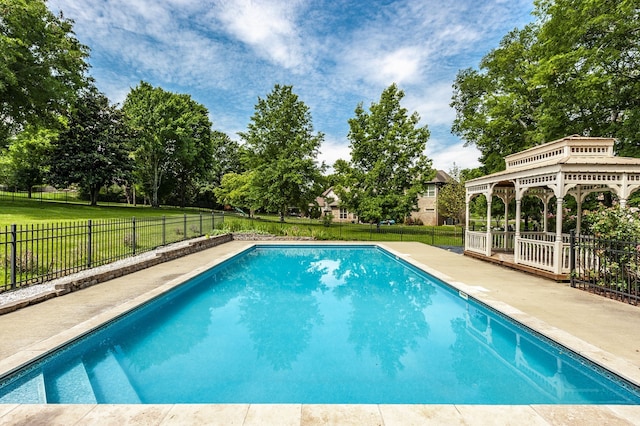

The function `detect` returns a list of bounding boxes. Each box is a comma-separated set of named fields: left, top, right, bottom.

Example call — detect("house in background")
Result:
left=410, top=170, right=452, bottom=226
left=315, top=187, right=358, bottom=223
left=315, top=170, right=453, bottom=225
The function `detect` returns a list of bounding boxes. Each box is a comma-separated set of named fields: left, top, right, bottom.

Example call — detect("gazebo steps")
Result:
left=464, top=250, right=570, bottom=282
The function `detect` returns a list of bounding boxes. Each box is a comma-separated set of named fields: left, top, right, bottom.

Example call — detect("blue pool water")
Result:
left=1, top=245, right=639, bottom=404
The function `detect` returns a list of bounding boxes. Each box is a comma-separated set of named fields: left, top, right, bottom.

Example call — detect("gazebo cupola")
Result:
left=464, top=135, right=640, bottom=279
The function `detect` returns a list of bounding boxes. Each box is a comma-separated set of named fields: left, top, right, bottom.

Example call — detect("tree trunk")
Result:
left=152, top=163, right=160, bottom=208
left=90, top=187, right=99, bottom=206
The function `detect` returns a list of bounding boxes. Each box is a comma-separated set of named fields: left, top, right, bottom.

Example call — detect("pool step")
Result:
left=0, top=372, right=46, bottom=403
left=48, top=361, right=97, bottom=403
left=86, top=349, right=141, bottom=403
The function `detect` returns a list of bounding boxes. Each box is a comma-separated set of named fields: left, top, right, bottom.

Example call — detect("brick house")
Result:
left=410, top=170, right=452, bottom=226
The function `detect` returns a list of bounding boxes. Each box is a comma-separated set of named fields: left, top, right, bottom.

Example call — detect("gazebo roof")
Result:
left=466, top=135, right=640, bottom=188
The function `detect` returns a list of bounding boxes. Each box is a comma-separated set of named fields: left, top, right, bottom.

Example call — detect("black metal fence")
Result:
left=1, top=213, right=225, bottom=292
left=223, top=215, right=465, bottom=247
left=570, top=231, right=640, bottom=305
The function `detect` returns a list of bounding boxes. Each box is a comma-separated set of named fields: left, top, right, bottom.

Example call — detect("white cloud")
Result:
left=318, top=137, right=351, bottom=173
left=404, top=83, right=456, bottom=127
left=211, top=0, right=309, bottom=70
left=426, top=138, right=481, bottom=172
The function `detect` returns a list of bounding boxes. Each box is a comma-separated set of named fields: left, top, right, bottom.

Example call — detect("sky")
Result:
left=47, top=0, right=534, bottom=173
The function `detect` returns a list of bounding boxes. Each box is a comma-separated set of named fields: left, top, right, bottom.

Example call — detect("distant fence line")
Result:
left=0, top=189, right=82, bottom=204
left=570, top=231, right=640, bottom=305
left=222, top=215, right=466, bottom=247
left=1, top=213, right=225, bottom=292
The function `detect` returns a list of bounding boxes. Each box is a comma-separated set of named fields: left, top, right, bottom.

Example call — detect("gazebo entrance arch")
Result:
left=464, top=135, right=640, bottom=279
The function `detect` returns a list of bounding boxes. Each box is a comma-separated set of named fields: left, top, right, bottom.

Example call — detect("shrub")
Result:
left=582, top=205, right=640, bottom=240
left=322, top=213, right=334, bottom=227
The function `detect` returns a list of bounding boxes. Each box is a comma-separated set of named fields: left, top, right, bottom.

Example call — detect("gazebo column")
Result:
left=465, top=200, right=470, bottom=229
left=576, top=197, right=582, bottom=234
left=503, top=199, right=509, bottom=250
left=486, top=195, right=493, bottom=257
left=543, top=201, right=548, bottom=232
left=553, top=197, right=564, bottom=274
left=514, top=198, right=522, bottom=264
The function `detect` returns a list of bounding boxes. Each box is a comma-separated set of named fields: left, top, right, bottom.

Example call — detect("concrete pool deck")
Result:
left=0, top=240, right=639, bottom=425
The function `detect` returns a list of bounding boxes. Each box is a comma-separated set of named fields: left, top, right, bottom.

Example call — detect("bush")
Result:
left=582, top=205, right=640, bottom=240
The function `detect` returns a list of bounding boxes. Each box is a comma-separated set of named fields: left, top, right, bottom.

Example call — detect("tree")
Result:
left=0, top=126, right=54, bottom=197
left=123, top=82, right=212, bottom=208
left=451, top=0, right=640, bottom=172
left=337, top=84, right=434, bottom=223
left=0, top=0, right=89, bottom=146
left=239, top=84, right=325, bottom=220
left=210, top=131, right=244, bottom=186
left=49, top=88, right=133, bottom=206
left=533, top=0, right=640, bottom=157
left=451, top=26, right=541, bottom=173
left=437, top=166, right=466, bottom=224
left=213, top=171, right=259, bottom=214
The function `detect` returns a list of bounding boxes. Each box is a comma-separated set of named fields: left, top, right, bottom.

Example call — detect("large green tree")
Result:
left=451, top=26, right=541, bottom=173
left=238, top=84, right=325, bottom=220
left=337, top=84, right=434, bottom=223
left=451, top=0, right=640, bottom=172
left=0, top=126, right=55, bottom=197
left=0, top=0, right=89, bottom=145
left=49, top=88, right=133, bottom=206
left=123, top=82, right=212, bottom=208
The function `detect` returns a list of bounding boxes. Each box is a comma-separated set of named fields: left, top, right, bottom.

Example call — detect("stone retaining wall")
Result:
left=54, top=234, right=233, bottom=295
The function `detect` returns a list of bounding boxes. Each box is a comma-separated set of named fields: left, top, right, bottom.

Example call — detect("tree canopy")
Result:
left=0, top=0, right=89, bottom=146
left=451, top=0, right=640, bottom=173
left=236, top=84, right=325, bottom=219
left=337, top=83, right=434, bottom=223
left=49, top=88, right=133, bottom=206
left=0, top=126, right=55, bottom=197
left=123, top=82, right=212, bottom=207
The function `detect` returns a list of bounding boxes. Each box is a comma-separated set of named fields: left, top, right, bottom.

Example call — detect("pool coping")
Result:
left=1, top=240, right=639, bottom=425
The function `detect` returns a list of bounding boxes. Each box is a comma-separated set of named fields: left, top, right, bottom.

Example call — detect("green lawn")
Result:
left=0, top=200, right=464, bottom=292
left=0, top=199, right=206, bottom=227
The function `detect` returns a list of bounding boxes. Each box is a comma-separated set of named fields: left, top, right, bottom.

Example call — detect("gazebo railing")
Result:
left=517, top=235, right=571, bottom=274
left=491, top=231, right=514, bottom=251
left=466, top=230, right=487, bottom=254
left=518, top=238, right=555, bottom=271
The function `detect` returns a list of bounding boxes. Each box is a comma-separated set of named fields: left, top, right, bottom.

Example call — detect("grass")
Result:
left=0, top=199, right=465, bottom=292
left=0, top=199, right=207, bottom=227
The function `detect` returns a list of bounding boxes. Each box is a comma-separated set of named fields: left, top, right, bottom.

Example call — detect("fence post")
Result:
left=87, top=220, right=92, bottom=268
left=569, top=229, right=576, bottom=288
left=212, top=211, right=215, bottom=230
left=132, top=217, right=137, bottom=255
left=162, top=216, right=166, bottom=245
left=183, top=214, right=187, bottom=240
left=431, top=227, right=435, bottom=245
left=10, top=224, right=16, bottom=289
left=199, top=212, right=203, bottom=236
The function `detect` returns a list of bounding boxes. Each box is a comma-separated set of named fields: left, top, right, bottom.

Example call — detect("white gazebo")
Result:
left=464, top=135, right=640, bottom=280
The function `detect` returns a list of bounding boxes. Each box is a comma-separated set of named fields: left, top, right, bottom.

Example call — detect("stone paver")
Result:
left=1, top=240, right=639, bottom=425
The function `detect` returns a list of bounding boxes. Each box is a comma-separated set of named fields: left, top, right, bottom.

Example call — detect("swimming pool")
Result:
left=1, top=245, right=639, bottom=404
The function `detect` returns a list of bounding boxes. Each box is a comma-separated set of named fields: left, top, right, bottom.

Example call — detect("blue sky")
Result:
left=47, top=0, right=534, bottom=173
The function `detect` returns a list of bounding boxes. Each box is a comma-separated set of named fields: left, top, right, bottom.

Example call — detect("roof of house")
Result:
left=428, top=170, right=452, bottom=184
